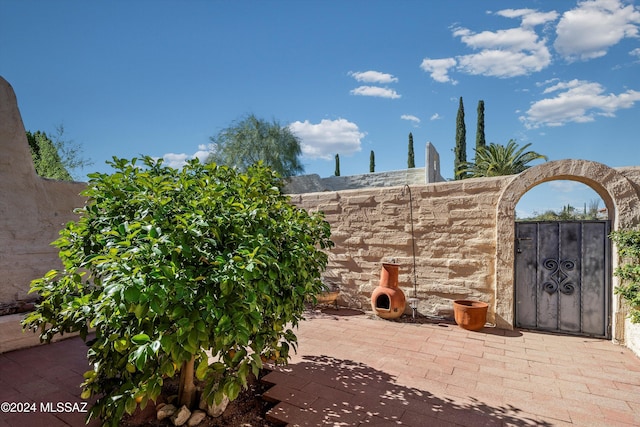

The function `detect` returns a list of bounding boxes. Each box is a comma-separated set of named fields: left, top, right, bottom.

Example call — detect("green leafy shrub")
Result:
left=610, top=229, right=640, bottom=323
left=22, top=157, right=333, bottom=425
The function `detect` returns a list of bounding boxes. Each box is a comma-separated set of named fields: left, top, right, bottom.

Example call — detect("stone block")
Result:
left=171, top=405, right=191, bottom=426
left=199, top=393, right=229, bottom=417
left=187, top=410, right=207, bottom=426
left=157, top=403, right=177, bottom=421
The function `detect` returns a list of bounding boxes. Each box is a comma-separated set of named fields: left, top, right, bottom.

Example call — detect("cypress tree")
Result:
left=407, top=132, right=415, bottom=168
left=334, top=154, right=340, bottom=176
left=369, top=150, right=375, bottom=173
left=454, top=96, right=467, bottom=179
left=476, top=100, right=486, bottom=152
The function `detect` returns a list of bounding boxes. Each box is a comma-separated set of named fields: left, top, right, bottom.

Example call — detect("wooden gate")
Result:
left=514, top=221, right=611, bottom=338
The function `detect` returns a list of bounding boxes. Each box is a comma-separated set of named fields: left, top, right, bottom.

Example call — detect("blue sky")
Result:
left=2, top=0, right=639, bottom=217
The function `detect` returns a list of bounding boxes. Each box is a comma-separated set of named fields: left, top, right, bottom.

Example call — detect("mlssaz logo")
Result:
left=40, top=402, right=88, bottom=413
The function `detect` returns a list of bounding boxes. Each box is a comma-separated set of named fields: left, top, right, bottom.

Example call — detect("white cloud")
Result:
left=537, top=78, right=560, bottom=87
left=430, top=113, right=442, bottom=121
left=420, top=57, right=458, bottom=83
left=401, top=114, right=421, bottom=123
left=456, top=46, right=551, bottom=78
left=289, top=118, right=364, bottom=160
left=548, top=181, right=582, bottom=192
left=350, top=85, right=401, bottom=99
left=495, top=8, right=559, bottom=27
left=554, top=0, right=640, bottom=61
left=161, top=144, right=213, bottom=168
left=454, top=26, right=543, bottom=51
left=349, top=70, right=398, bottom=84
left=192, top=144, right=213, bottom=161
left=520, top=79, right=640, bottom=128
left=421, top=8, right=554, bottom=82
left=162, top=153, right=190, bottom=168
left=453, top=26, right=552, bottom=78
left=631, top=47, right=640, bottom=57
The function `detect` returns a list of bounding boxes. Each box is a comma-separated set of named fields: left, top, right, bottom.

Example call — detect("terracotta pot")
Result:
left=453, top=300, right=488, bottom=331
left=312, top=282, right=340, bottom=309
left=371, top=263, right=406, bottom=319
left=316, top=291, right=340, bottom=304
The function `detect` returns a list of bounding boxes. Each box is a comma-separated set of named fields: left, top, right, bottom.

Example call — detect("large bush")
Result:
left=23, top=157, right=333, bottom=425
left=610, top=228, right=640, bottom=323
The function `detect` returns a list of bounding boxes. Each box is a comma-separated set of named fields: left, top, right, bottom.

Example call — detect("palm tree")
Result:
left=457, top=139, right=547, bottom=178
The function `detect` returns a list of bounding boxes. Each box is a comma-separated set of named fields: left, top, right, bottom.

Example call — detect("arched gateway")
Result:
left=495, top=160, right=640, bottom=342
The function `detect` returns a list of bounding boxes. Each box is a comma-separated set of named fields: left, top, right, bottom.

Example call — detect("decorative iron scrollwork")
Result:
left=542, top=258, right=577, bottom=295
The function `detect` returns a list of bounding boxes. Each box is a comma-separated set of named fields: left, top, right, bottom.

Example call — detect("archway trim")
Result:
left=494, top=159, right=640, bottom=341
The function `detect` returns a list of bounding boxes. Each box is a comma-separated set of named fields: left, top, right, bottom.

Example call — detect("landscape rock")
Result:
left=199, top=393, right=229, bottom=418
left=157, top=403, right=176, bottom=420
left=187, top=410, right=207, bottom=426
left=171, top=405, right=191, bottom=426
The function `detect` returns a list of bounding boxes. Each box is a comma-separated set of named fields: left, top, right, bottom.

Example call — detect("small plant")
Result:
left=22, top=157, right=333, bottom=425
left=610, top=229, right=640, bottom=323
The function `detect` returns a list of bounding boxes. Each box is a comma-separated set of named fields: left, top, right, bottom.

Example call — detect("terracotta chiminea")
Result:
left=371, top=263, right=406, bottom=319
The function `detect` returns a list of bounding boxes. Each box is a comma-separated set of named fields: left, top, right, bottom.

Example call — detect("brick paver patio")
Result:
left=263, top=309, right=640, bottom=426
left=1, top=308, right=640, bottom=426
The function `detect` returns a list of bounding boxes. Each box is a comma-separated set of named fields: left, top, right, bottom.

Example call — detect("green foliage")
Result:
left=22, top=157, right=333, bottom=425
left=454, top=97, right=466, bottom=180
left=476, top=100, right=485, bottom=151
left=26, top=130, right=73, bottom=180
left=208, top=114, right=304, bottom=177
left=519, top=200, right=603, bottom=221
left=610, top=229, right=640, bottom=323
left=334, top=154, right=340, bottom=176
left=457, top=140, right=547, bottom=178
left=369, top=150, right=375, bottom=173
left=407, top=133, right=415, bottom=169
left=27, top=126, right=93, bottom=181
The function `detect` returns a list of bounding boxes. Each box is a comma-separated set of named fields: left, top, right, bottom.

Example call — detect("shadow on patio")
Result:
left=264, top=355, right=550, bottom=426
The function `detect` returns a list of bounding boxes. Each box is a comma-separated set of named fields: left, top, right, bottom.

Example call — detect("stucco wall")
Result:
left=0, top=77, right=85, bottom=313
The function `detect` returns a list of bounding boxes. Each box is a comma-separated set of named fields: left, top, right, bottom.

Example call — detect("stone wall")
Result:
left=284, top=168, right=427, bottom=194
left=290, top=161, right=640, bottom=355
left=289, top=178, right=507, bottom=321
left=3, top=73, right=640, bottom=356
left=283, top=142, right=445, bottom=194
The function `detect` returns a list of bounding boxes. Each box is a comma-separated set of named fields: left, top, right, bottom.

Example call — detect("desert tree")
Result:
left=26, top=130, right=73, bottom=180
left=26, top=126, right=93, bottom=181
left=208, top=114, right=304, bottom=177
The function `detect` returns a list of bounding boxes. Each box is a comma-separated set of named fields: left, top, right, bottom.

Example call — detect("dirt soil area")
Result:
left=121, top=370, right=278, bottom=427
